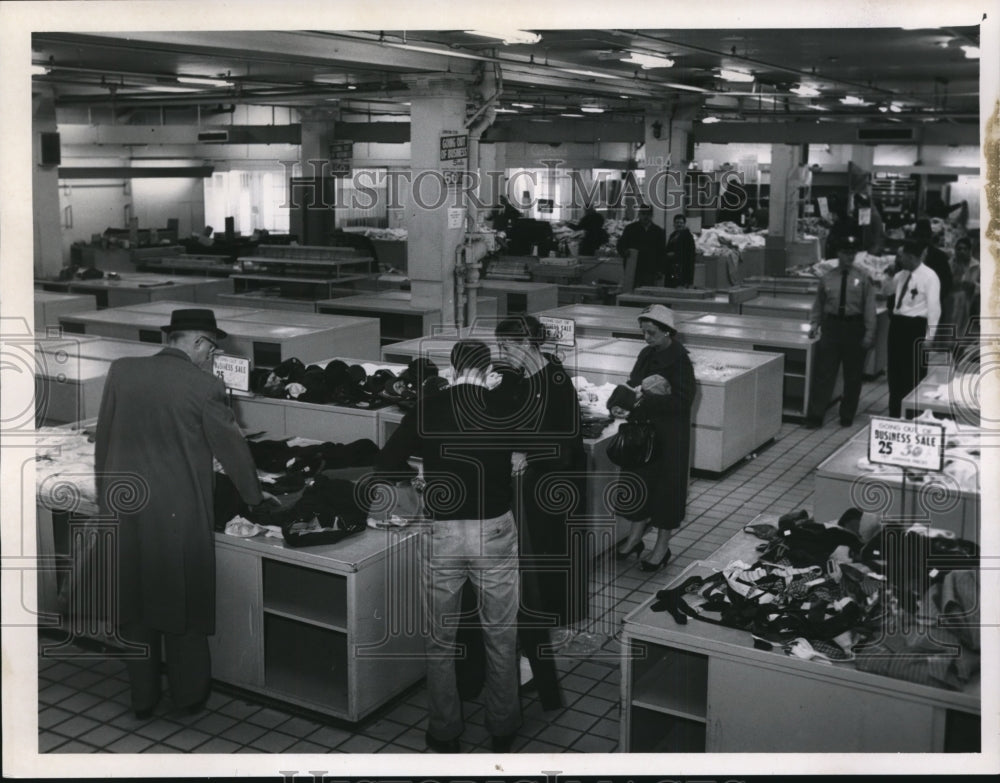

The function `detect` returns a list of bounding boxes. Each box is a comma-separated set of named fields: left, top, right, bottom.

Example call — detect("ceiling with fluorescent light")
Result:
left=31, top=26, right=981, bottom=125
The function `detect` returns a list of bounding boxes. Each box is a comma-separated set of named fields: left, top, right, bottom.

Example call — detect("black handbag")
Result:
left=605, top=421, right=657, bottom=468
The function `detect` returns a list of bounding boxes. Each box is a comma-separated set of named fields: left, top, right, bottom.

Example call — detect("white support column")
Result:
left=33, top=86, right=63, bottom=276
left=403, top=75, right=470, bottom=327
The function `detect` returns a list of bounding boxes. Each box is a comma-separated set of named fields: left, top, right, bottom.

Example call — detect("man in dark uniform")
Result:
left=616, top=204, right=666, bottom=291
left=805, top=234, right=877, bottom=428
left=95, top=309, right=272, bottom=719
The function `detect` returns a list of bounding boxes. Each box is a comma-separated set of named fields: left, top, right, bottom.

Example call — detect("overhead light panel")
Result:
left=560, top=112, right=585, bottom=118
left=890, top=102, right=903, bottom=113
left=961, top=45, right=980, bottom=59
left=495, top=107, right=519, bottom=113
left=177, top=75, right=232, bottom=87
left=840, top=95, right=869, bottom=106
left=701, top=116, right=721, bottom=124
left=580, top=105, right=605, bottom=113
left=31, top=64, right=50, bottom=76
left=621, top=52, right=675, bottom=69
left=511, top=102, right=534, bottom=108
left=718, top=68, right=754, bottom=83
left=557, top=67, right=624, bottom=80
left=464, top=29, right=541, bottom=45
left=790, top=84, right=821, bottom=97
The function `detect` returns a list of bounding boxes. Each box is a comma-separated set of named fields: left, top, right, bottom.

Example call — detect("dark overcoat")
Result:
left=94, top=348, right=262, bottom=635
left=624, top=340, right=696, bottom=529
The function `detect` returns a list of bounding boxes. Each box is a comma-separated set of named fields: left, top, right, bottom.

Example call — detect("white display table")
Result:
left=620, top=519, right=980, bottom=752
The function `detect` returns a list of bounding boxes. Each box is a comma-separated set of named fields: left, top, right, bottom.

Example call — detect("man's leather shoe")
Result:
left=425, top=731, right=460, bottom=753
left=491, top=732, right=516, bottom=753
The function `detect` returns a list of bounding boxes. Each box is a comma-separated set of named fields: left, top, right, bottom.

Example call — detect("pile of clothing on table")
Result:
left=216, top=434, right=380, bottom=546
left=35, top=425, right=98, bottom=513
left=250, top=357, right=447, bottom=410
left=652, top=508, right=980, bottom=690
left=787, top=251, right=897, bottom=291
left=695, top=222, right=766, bottom=257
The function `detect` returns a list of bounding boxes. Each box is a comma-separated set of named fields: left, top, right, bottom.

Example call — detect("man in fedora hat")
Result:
left=95, top=308, right=273, bottom=719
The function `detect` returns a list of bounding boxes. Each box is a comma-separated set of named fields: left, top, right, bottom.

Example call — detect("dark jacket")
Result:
left=491, top=357, right=588, bottom=626
left=373, top=381, right=516, bottom=521
left=666, top=227, right=697, bottom=285
left=95, top=348, right=263, bottom=635
left=617, top=219, right=667, bottom=288
left=922, top=244, right=953, bottom=305
left=621, top=340, right=696, bottom=529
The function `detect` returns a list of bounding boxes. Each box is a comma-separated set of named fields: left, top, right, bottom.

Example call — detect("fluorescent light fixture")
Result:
left=383, top=42, right=486, bottom=61
left=557, top=67, right=624, bottom=80
left=701, top=116, right=721, bottom=124
left=718, top=68, right=754, bottom=83
left=804, top=104, right=830, bottom=111
left=840, top=95, right=868, bottom=106
left=878, top=105, right=889, bottom=113
left=560, top=112, right=585, bottom=117
left=464, top=29, right=541, bottom=45
left=148, top=85, right=203, bottom=93
left=347, top=84, right=357, bottom=90
left=621, top=52, right=675, bottom=69
left=177, top=75, right=232, bottom=87
left=961, top=45, right=980, bottom=59
left=580, top=105, right=605, bottom=113
left=495, top=107, right=519, bottom=113
left=791, top=84, right=821, bottom=97
left=890, top=102, right=903, bottom=113
left=511, top=102, right=535, bottom=108
left=31, top=64, right=50, bottom=76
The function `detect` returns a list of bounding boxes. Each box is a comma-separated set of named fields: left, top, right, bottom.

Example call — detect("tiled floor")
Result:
left=38, top=378, right=892, bottom=754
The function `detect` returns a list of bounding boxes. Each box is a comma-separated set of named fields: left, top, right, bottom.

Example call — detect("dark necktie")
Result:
left=838, top=269, right=849, bottom=317
left=897, top=271, right=912, bottom=310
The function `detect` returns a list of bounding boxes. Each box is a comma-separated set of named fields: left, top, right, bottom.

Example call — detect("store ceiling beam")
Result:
left=58, top=166, right=216, bottom=179
left=694, top=121, right=977, bottom=146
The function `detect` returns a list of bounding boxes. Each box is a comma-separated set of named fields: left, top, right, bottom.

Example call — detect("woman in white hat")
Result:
left=609, top=304, right=696, bottom=570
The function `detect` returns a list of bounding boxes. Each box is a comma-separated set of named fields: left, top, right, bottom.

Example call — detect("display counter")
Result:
left=533, top=304, right=688, bottom=340
left=740, top=294, right=815, bottom=319
left=38, top=272, right=232, bottom=308
left=232, top=356, right=409, bottom=447
left=217, top=292, right=329, bottom=313
left=380, top=332, right=783, bottom=474
left=577, top=341, right=783, bottom=473
left=744, top=275, right=820, bottom=296
left=619, top=520, right=980, bottom=752
left=616, top=290, right=742, bottom=314
left=135, top=253, right=236, bottom=277
left=317, top=291, right=499, bottom=344
left=814, top=425, right=980, bottom=541
left=57, top=300, right=381, bottom=365
left=902, top=365, right=980, bottom=425
left=474, top=280, right=559, bottom=315
left=34, top=291, right=97, bottom=331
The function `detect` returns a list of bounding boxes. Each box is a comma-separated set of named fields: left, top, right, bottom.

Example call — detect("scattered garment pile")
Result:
left=652, top=508, right=980, bottom=690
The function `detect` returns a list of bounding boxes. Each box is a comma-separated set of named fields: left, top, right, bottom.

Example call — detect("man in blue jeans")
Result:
left=370, top=339, right=521, bottom=753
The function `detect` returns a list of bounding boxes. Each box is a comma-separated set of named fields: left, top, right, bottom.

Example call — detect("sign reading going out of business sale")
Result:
left=539, top=316, right=575, bottom=347
left=867, top=416, right=945, bottom=472
left=213, top=354, right=252, bottom=394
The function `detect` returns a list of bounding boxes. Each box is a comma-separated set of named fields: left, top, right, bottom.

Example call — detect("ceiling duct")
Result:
left=197, top=130, right=229, bottom=142
left=856, top=127, right=915, bottom=141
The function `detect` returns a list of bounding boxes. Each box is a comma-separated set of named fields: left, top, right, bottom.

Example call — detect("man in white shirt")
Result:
left=887, top=239, right=941, bottom=418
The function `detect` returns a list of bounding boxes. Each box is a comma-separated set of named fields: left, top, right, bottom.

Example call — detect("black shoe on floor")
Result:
left=491, top=732, right=516, bottom=753
left=425, top=731, right=460, bottom=753
left=840, top=418, right=854, bottom=427
left=640, top=547, right=671, bottom=572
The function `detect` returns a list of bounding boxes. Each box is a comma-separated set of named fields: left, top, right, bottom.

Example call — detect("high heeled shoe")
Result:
left=640, top=547, right=671, bottom=571
left=616, top=540, right=645, bottom=560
